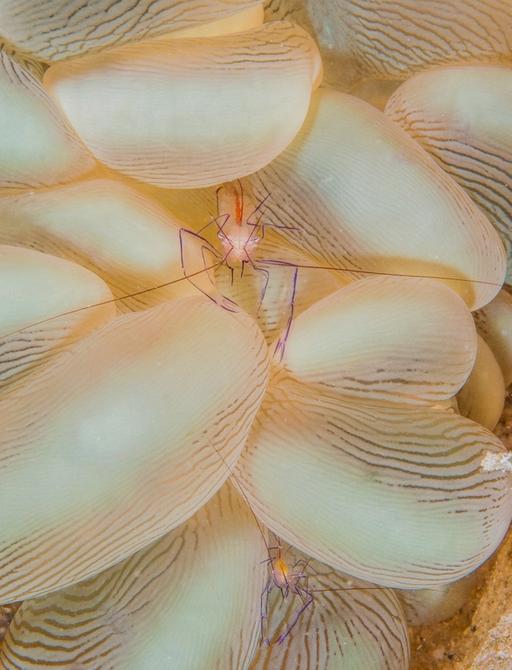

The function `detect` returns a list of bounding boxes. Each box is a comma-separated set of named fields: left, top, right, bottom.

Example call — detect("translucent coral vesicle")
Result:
left=246, top=89, right=506, bottom=310
left=0, top=297, right=268, bottom=604
left=265, top=0, right=512, bottom=90
left=238, top=373, right=512, bottom=588
left=0, top=50, right=94, bottom=188
left=279, top=276, right=477, bottom=405
left=0, top=245, right=115, bottom=387
left=0, top=177, right=203, bottom=311
left=43, top=21, right=321, bottom=188
left=0, top=484, right=266, bottom=670
left=385, top=65, right=512, bottom=281
left=0, top=0, right=264, bottom=61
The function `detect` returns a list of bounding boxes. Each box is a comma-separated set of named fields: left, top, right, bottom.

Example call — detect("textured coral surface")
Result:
left=411, top=394, right=512, bottom=669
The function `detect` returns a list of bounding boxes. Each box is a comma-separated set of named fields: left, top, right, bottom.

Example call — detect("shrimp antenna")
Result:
left=0, top=259, right=224, bottom=341
left=260, top=259, right=502, bottom=288
left=205, top=437, right=273, bottom=557
left=246, top=191, right=271, bottom=223
left=1, top=238, right=503, bottom=342
left=310, top=586, right=417, bottom=593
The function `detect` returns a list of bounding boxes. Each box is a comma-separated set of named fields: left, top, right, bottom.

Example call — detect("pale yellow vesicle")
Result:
left=386, top=65, right=512, bottom=281
left=0, top=177, right=206, bottom=312
left=457, top=335, right=505, bottom=431
left=251, top=549, right=409, bottom=670
left=280, top=276, right=477, bottom=405
left=0, top=484, right=266, bottom=670
left=0, top=245, right=115, bottom=387
left=43, top=21, right=321, bottom=188
left=238, top=372, right=512, bottom=588
left=246, top=90, right=506, bottom=311
left=474, top=290, right=512, bottom=386
left=0, top=50, right=94, bottom=188
left=0, top=297, right=268, bottom=603
left=169, top=3, right=264, bottom=38
left=0, top=0, right=263, bottom=61
left=264, top=0, right=512, bottom=89
left=398, top=572, right=479, bottom=627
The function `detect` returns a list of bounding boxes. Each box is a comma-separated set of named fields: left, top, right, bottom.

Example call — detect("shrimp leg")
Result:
left=273, top=265, right=299, bottom=361
left=178, top=227, right=238, bottom=312
left=277, top=588, right=314, bottom=645
left=260, top=576, right=274, bottom=646
left=248, top=259, right=271, bottom=316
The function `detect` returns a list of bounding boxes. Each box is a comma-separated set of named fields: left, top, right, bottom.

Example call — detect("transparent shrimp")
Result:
left=260, top=542, right=313, bottom=645
left=178, top=179, right=302, bottom=352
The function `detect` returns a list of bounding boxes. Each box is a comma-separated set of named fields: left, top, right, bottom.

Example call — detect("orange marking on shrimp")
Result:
left=234, top=187, right=244, bottom=225
left=216, top=179, right=262, bottom=266
left=274, top=557, right=288, bottom=579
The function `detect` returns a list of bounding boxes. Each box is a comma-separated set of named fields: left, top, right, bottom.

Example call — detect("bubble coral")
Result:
left=0, top=2, right=511, bottom=670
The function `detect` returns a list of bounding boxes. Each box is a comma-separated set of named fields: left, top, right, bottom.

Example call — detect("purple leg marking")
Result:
left=178, top=227, right=239, bottom=313
left=250, top=262, right=271, bottom=317
left=274, top=265, right=299, bottom=361
left=260, top=577, right=273, bottom=646
left=277, top=589, right=314, bottom=645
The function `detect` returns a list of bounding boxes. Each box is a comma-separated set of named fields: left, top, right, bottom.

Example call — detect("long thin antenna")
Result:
left=260, top=259, right=501, bottom=288
left=0, top=259, right=224, bottom=341
left=1, top=253, right=502, bottom=343
left=206, top=438, right=272, bottom=557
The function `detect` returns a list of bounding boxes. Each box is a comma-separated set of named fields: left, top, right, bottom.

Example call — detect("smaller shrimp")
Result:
left=203, top=440, right=315, bottom=647
left=260, top=543, right=314, bottom=646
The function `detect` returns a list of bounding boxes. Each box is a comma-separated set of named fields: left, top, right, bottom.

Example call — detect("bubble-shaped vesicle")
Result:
left=246, top=89, right=506, bottom=311
left=386, top=65, right=512, bottom=281
left=251, top=550, right=409, bottom=670
left=43, top=21, right=321, bottom=188
left=0, top=484, right=266, bottom=670
left=0, top=178, right=205, bottom=312
left=0, top=0, right=263, bottom=61
left=0, top=245, right=115, bottom=388
left=474, top=290, right=512, bottom=385
left=169, top=4, right=264, bottom=38
left=457, top=335, right=505, bottom=431
left=280, top=276, right=477, bottom=405
left=264, top=0, right=512, bottom=89
left=0, top=50, right=94, bottom=188
left=398, top=571, right=479, bottom=627
left=238, top=372, right=512, bottom=588
left=0, top=297, right=269, bottom=604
